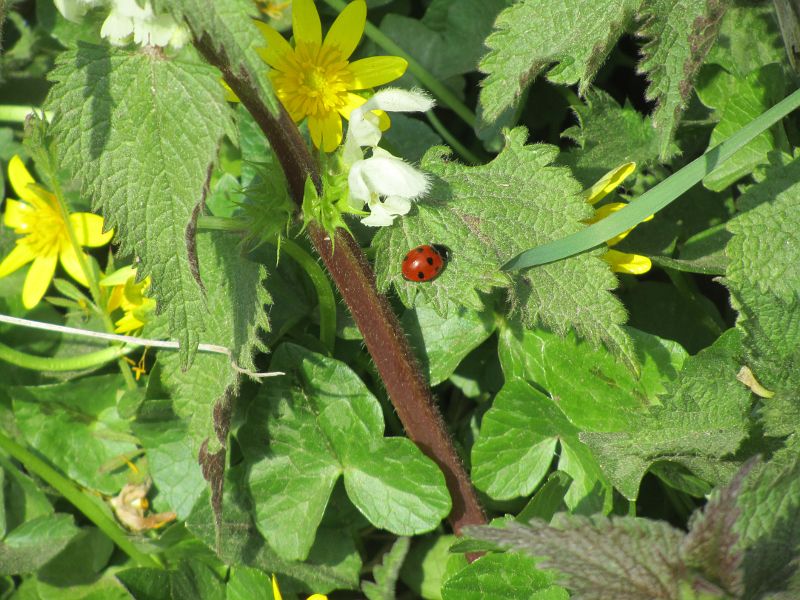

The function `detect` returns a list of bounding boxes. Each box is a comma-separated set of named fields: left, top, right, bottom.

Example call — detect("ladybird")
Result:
left=401, top=244, right=448, bottom=282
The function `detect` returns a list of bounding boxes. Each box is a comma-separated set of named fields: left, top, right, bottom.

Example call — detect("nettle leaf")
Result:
left=638, top=0, right=728, bottom=156
left=697, top=63, right=786, bottom=192
left=467, top=517, right=686, bottom=600
left=46, top=43, right=233, bottom=360
left=581, top=328, right=753, bottom=500
left=478, top=0, right=641, bottom=123
left=736, top=451, right=800, bottom=596
left=241, top=344, right=451, bottom=561
left=361, top=537, right=410, bottom=600
left=156, top=0, right=280, bottom=114
left=0, top=514, right=79, bottom=576
left=724, top=156, right=800, bottom=436
left=560, top=88, right=665, bottom=186
left=374, top=128, right=634, bottom=363
left=442, top=552, right=568, bottom=600
left=471, top=377, right=612, bottom=514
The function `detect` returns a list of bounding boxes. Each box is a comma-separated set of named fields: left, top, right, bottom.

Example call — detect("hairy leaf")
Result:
left=361, top=537, right=410, bottom=600
left=0, top=514, right=78, bottom=576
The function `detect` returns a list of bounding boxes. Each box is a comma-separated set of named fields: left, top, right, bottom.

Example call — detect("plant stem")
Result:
left=425, top=111, right=482, bottom=165
left=0, top=105, right=34, bottom=122
left=321, top=0, right=477, bottom=130
left=281, top=238, right=337, bottom=355
left=0, top=340, right=133, bottom=371
left=0, top=429, right=162, bottom=568
left=193, top=36, right=487, bottom=533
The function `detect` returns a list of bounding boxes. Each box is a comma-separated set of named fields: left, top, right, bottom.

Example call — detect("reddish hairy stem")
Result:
left=194, top=37, right=486, bottom=533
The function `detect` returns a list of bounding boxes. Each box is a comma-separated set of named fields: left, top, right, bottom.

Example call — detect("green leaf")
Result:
left=581, top=329, right=753, bottom=500
left=9, top=375, right=136, bottom=495
left=516, top=471, right=572, bottom=524
left=697, top=63, right=786, bottom=191
left=45, top=43, right=232, bottom=360
left=478, top=0, right=640, bottom=123
left=186, top=470, right=361, bottom=594
left=242, top=343, right=451, bottom=561
left=374, top=128, right=634, bottom=364
left=399, top=535, right=459, bottom=600
left=402, top=304, right=496, bottom=386
left=0, top=514, right=78, bottom=576
left=736, top=451, right=800, bottom=596
left=560, top=88, right=665, bottom=186
left=170, top=560, right=225, bottom=600
left=441, top=552, right=568, bottom=600
left=361, top=537, right=410, bottom=600
left=35, top=575, right=134, bottom=600
left=471, top=377, right=612, bottom=513
left=37, top=527, right=114, bottom=587
left=116, top=568, right=173, bottom=600
left=638, top=0, right=728, bottom=156
left=226, top=567, right=275, bottom=600
left=724, top=156, right=800, bottom=437
left=466, top=517, right=687, bottom=600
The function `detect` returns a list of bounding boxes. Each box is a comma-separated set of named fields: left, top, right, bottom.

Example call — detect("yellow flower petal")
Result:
left=336, top=92, right=367, bottom=119
left=319, top=111, right=343, bottom=152
left=59, top=244, right=90, bottom=287
left=4, top=199, right=34, bottom=230
left=0, top=243, right=36, bottom=278
left=70, top=212, right=113, bottom=247
left=8, top=155, right=39, bottom=205
left=583, top=162, right=636, bottom=205
left=292, top=0, right=322, bottom=48
left=254, top=20, right=294, bottom=70
left=306, top=596, right=329, bottom=600
left=271, top=575, right=283, bottom=600
left=323, top=0, right=366, bottom=60
left=348, top=56, right=408, bottom=89
left=603, top=249, right=651, bottom=275
left=107, top=284, right=124, bottom=313
left=376, top=109, right=390, bottom=131
left=115, top=311, right=146, bottom=334
left=22, top=253, right=57, bottom=309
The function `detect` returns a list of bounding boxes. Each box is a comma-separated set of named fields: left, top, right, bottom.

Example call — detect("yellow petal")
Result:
left=22, top=253, right=57, bottom=309
left=254, top=20, right=294, bottom=70
left=348, top=56, right=408, bottom=89
left=292, top=0, right=322, bottom=48
left=4, top=199, right=34, bottom=230
left=114, top=311, right=145, bottom=335
left=271, top=575, right=283, bottom=600
left=307, top=114, right=324, bottom=149
left=336, top=92, right=367, bottom=119
left=583, top=162, right=636, bottom=205
left=323, top=0, right=366, bottom=60
left=603, top=249, right=651, bottom=275
left=70, top=212, right=113, bottom=247
left=306, top=596, right=329, bottom=600
left=8, top=155, right=39, bottom=205
left=0, top=243, right=36, bottom=278
left=59, top=244, right=90, bottom=287
left=376, top=109, right=391, bottom=132
left=107, top=284, right=124, bottom=313
left=319, top=111, right=343, bottom=152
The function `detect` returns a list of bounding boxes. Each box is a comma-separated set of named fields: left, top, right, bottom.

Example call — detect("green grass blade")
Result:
left=502, top=86, right=800, bottom=271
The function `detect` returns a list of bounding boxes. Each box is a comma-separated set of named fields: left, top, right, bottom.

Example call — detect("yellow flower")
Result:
left=0, top=155, right=113, bottom=309
left=100, top=265, right=155, bottom=334
left=254, top=0, right=407, bottom=152
left=271, top=574, right=327, bottom=600
left=583, top=162, right=652, bottom=275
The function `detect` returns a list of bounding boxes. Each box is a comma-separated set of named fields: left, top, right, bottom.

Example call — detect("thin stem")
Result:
left=0, top=105, right=35, bottom=122
left=0, top=340, right=133, bottom=371
left=193, top=34, right=487, bottom=533
left=281, top=238, right=337, bottom=355
left=0, top=429, right=162, bottom=568
left=321, top=0, right=477, bottom=130
left=425, top=111, right=482, bottom=165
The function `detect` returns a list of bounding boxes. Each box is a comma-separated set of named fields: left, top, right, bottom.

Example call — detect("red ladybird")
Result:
left=401, top=244, right=448, bottom=282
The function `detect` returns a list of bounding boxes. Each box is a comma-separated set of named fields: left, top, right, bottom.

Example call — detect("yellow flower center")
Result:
left=272, top=42, right=353, bottom=119
left=19, top=197, right=67, bottom=257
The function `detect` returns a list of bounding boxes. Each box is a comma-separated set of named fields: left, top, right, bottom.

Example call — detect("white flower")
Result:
left=53, top=0, right=103, bottom=22
left=343, top=88, right=434, bottom=227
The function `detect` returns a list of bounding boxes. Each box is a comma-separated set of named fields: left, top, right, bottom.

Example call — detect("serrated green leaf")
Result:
left=45, top=43, right=232, bottom=361
left=560, top=88, right=665, bottom=186
left=466, top=516, right=687, bottom=600
left=442, top=552, right=568, bottom=600
left=0, top=514, right=78, bottom=576
left=9, top=375, right=136, bottom=495
left=402, top=304, right=495, bottom=386
left=241, top=343, right=450, bottom=561
left=374, top=128, right=634, bottom=363
left=478, top=0, right=641, bottom=123
left=638, top=0, right=728, bottom=156
left=581, top=328, right=753, bottom=500
left=697, top=63, right=786, bottom=191
left=471, top=377, right=612, bottom=513
left=186, top=469, right=361, bottom=594
left=361, top=537, right=410, bottom=600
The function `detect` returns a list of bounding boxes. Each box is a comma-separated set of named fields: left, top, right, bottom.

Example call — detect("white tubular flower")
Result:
left=101, top=0, right=188, bottom=48
left=53, top=0, right=103, bottom=22
left=343, top=89, right=435, bottom=227
left=348, top=148, right=430, bottom=227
